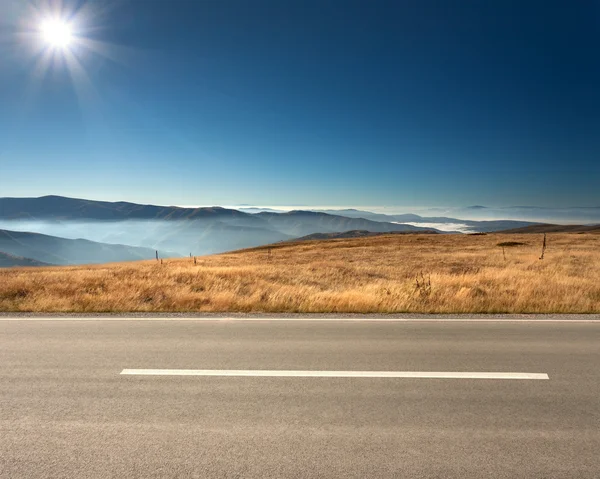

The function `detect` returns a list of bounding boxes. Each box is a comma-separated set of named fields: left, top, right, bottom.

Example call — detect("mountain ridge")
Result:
left=0, top=251, right=53, bottom=267
left=0, top=229, right=179, bottom=266
left=0, top=196, right=438, bottom=256
left=0, top=195, right=252, bottom=221
left=498, top=224, right=600, bottom=234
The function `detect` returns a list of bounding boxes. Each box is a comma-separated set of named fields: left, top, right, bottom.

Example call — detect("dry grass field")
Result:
left=1, top=233, right=599, bottom=313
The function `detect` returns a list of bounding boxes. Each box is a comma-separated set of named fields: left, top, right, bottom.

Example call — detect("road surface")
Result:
left=1, top=317, right=599, bottom=478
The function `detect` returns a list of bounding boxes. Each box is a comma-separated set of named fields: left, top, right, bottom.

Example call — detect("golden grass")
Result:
left=1, top=233, right=599, bottom=313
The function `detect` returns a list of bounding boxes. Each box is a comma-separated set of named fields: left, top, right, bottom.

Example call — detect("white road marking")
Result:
left=0, top=317, right=599, bottom=323
left=120, top=369, right=549, bottom=380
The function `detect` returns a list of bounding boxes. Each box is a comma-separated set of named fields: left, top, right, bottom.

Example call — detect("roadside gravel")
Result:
left=1, top=312, right=599, bottom=320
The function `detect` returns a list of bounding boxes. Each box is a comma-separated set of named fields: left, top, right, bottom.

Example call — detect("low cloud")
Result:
left=397, top=222, right=473, bottom=233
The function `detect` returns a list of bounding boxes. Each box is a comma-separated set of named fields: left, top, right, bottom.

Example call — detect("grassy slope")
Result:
left=1, top=233, right=599, bottom=313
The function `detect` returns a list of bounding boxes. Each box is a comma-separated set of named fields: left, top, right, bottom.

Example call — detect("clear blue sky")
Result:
left=1, top=0, right=598, bottom=207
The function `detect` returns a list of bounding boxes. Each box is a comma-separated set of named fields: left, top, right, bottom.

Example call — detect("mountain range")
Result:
left=0, top=196, right=437, bottom=263
left=309, top=209, right=538, bottom=233
left=0, top=229, right=176, bottom=266
left=0, top=251, right=52, bottom=268
left=414, top=205, right=600, bottom=224
left=240, top=206, right=600, bottom=225
left=287, top=230, right=439, bottom=242
left=1, top=195, right=594, bottom=267
left=497, top=224, right=600, bottom=234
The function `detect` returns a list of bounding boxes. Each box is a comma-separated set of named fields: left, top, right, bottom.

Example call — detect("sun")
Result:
left=40, top=19, right=74, bottom=49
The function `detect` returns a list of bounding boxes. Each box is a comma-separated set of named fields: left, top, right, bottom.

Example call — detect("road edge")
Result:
left=1, top=312, right=599, bottom=321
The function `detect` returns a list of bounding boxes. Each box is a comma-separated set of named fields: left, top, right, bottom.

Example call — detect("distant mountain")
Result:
left=14, top=196, right=596, bottom=261
left=0, top=229, right=179, bottom=266
left=421, top=206, right=600, bottom=224
left=149, top=221, right=294, bottom=256
left=497, top=224, right=600, bottom=234
left=0, top=197, right=439, bottom=257
left=313, top=206, right=600, bottom=226
left=0, top=196, right=431, bottom=231
left=0, top=195, right=252, bottom=221
left=255, top=210, right=435, bottom=237
left=311, top=209, right=538, bottom=233
left=211, top=204, right=600, bottom=225
left=239, top=207, right=284, bottom=214
left=313, top=209, right=416, bottom=223
left=0, top=251, right=52, bottom=267
left=288, top=229, right=439, bottom=242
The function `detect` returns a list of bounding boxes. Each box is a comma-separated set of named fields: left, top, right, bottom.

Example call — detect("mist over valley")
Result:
left=0, top=196, right=597, bottom=267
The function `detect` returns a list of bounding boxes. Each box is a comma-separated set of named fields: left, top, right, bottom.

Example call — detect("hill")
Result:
left=0, top=252, right=52, bottom=267
left=288, top=229, right=439, bottom=242
left=1, top=233, right=598, bottom=313
left=255, top=210, right=433, bottom=237
left=0, top=229, right=178, bottom=266
left=498, top=224, right=600, bottom=234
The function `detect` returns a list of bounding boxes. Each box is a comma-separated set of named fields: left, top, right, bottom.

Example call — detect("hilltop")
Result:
left=287, top=229, right=439, bottom=242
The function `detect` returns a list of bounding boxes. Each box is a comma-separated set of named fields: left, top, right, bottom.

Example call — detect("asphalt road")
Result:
left=1, top=318, right=599, bottom=478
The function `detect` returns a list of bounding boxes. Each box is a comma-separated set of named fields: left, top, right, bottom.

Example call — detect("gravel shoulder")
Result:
left=1, top=312, right=599, bottom=320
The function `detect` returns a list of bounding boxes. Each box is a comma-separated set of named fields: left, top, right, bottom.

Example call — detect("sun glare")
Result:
left=40, top=19, right=73, bottom=48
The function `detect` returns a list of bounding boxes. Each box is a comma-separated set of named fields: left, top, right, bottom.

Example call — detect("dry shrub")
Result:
left=0, top=285, right=31, bottom=301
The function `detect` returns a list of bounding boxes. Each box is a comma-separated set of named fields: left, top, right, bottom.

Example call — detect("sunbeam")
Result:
left=6, top=1, right=140, bottom=141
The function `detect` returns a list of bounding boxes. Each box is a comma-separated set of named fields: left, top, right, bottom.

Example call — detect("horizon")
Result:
left=1, top=1, right=598, bottom=207
left=1, top=194, right=600, bottom=225
left=3, top=193, right=600, bottom=212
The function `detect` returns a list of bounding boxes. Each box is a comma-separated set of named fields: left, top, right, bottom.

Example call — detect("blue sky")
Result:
left=0, top=0, right=599, bottom=207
